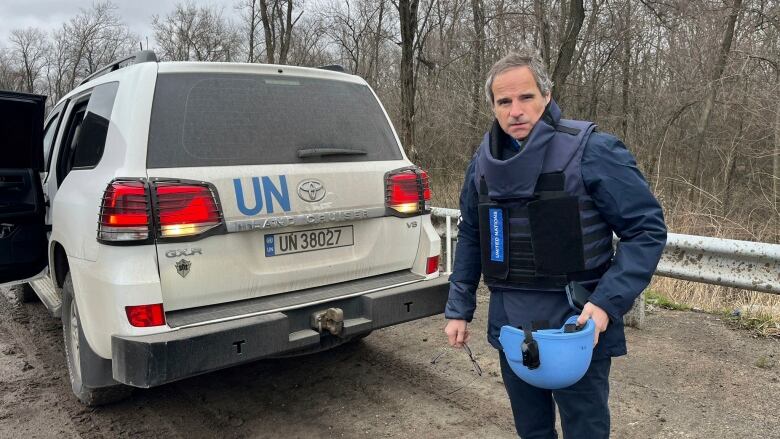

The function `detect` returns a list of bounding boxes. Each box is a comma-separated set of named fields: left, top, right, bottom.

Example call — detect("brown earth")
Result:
left=1, top=285, right=779, bottom=439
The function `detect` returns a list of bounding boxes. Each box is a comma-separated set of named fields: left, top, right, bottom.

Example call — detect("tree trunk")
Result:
left=551, top=0, right=585, bottom=107
left=558, top=0, right=569, bottom=45
left=722, top=120, right=743, bottom=216
left=278, top=0, right=295, bottom=64
left=23, top=58, right=34, bottom=93
left=722, top=149, right=739, bottom=217
left=470, top=0, right=486, bottom=132
left=248, top=0, right=257, bottom=62
left=621, top=0, right=631, bottom=140
left=690, top=0, right=743, bottom=201
left=774, top=90, right=780, bottom=222
left=258, top=0, right=276, bottom=63
left=571, top=0, right=603, bottom=74
left=370, top=0, right=385, bottom=86
left=534, top=0, right=551, bottom=69
left=257, top=0, right=300, bottom=65
left=398, top=0, right=420, bottom=159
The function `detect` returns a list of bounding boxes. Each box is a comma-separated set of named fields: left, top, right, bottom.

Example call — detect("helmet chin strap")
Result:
left=521, top=326, right=540, bottom=370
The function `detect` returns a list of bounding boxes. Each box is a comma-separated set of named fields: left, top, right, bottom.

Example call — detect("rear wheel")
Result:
left=62, top=273, right=132, bottom=406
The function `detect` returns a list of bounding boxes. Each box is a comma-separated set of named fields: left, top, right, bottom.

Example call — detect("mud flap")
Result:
left=527, top=196, right=585, bottom=274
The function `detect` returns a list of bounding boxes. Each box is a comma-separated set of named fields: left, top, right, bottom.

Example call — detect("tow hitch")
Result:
left=311, top=308, right=344, bottom=336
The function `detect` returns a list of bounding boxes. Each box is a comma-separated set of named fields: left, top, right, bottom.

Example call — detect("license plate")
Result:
left=264, top=226, right=354, bottom=256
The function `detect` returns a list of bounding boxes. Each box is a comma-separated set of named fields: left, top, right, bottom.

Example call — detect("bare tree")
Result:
left=285, top=14, right=331, bottom=67
left=470, top=0, right=486, bottom=131
left=775, top=91, right=779, bottom=217
left=321, top=0, right=386, bottom=77
left=397, top=0, right=421, bottom=157
left=533, top=0, right=551, bottom=69
left=551, top=0, right=585, bottom=105
left=690, top=0, right=743, bottom=200
left=0, top=49, right=23, bottom=91
left=620, top=0, right=631, bottom=139
left=1, top=0, right=778, bottom=242
left=395, top=0, right=436, bottom=158
left=63, top=1, right=137, bottom=88
left=257, top=0, right=303, bottom=64
left=9, top=28, right=49, bottom=94
left=152, top=2, right=242, bottom=62
left=46, top=29, right=71, bottom=102
left=235, top=0, right=262, bottom=62
left=369, top=0, right=388, bottom=85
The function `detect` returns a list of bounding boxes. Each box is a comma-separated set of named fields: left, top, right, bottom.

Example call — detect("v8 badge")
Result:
left=175, top=259, right=191, bottom=278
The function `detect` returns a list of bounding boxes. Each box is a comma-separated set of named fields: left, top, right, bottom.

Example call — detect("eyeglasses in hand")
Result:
left=430, top=342, right=483, bottom=377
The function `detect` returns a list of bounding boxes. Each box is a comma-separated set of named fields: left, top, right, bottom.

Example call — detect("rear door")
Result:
left=0, top=91, right=48, bottom=284
left=145, top=69, right=426, bottom=311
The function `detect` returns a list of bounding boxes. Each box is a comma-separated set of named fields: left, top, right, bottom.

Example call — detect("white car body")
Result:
left=0, top=53, right=447, bottom=402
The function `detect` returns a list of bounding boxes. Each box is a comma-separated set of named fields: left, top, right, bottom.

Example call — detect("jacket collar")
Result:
left=479, top=99, right=561, bottom=199
left=488, top=99, right=561, bottom=160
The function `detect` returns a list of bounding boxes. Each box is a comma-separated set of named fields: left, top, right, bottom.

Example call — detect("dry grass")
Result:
left=650, top=277, right=780, bottom=337
left=429, top=170, right=466, bottom=210
left=657, top=204, right=780, bottom=335
left=649, top=277, right=780, bottom=316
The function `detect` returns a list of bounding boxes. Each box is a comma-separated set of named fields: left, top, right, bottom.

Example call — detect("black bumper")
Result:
left=112, top=275, right=449, bottom=388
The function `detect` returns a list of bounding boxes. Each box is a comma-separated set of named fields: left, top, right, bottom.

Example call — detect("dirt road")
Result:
left=1, top=285, right=779, bottom=439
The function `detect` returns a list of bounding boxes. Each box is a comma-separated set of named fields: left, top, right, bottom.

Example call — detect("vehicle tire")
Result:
left=11, top=283, right=39, bottom=303
left=62, top=273, right=132, bottom=406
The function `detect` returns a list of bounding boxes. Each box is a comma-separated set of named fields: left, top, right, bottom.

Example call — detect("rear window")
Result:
left=147, top=73, right=402, bottom=168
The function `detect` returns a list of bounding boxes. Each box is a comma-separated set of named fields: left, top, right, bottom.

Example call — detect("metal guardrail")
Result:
left=431, top=207, right=780, bottom=294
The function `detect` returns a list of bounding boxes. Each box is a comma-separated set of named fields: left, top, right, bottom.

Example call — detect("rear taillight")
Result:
left=153, top=183, right=222, bottom=238
left=385, top=167, right=431, bottom=216
left=98, top=179, right=224, bottom=244
left=426, top=255, right=440, bottom=274
left=98, top=180, right=151, bottom=242
left=125, top=304, right=166, bottom=327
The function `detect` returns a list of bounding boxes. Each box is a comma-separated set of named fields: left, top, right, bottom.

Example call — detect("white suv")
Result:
left=0, top=51, right=447, bottom=405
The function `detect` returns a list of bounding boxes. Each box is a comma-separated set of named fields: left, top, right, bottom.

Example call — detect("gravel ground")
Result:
left=1, top=285, right=779, bottom=439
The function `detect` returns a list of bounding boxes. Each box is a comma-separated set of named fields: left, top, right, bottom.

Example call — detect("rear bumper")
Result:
left=111, top=275, right=449, bottom=387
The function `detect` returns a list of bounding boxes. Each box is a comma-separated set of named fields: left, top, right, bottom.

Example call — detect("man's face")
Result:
left=491, top=66, right=551, bottom=141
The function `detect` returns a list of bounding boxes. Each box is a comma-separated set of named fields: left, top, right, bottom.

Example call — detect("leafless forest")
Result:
left=1, top=0, right=779, bottom=244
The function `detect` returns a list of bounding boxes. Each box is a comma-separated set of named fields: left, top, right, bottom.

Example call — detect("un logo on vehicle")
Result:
left=297, top=179, right=326, bottom=202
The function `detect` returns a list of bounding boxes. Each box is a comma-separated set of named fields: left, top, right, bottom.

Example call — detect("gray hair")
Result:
left=484, top=47, right=553, bottom=107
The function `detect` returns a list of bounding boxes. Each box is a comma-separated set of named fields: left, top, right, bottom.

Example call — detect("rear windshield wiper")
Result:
left=297, top=147, right=367, bottom=158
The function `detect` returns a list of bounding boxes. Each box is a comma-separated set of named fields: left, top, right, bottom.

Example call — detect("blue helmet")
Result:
left=499, top=315, right=595, bottom=390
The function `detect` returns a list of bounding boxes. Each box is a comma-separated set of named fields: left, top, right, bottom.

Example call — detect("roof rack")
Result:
left=78, top=50, right=158, bottom=87
left=316, top=64, right=346, bottom=73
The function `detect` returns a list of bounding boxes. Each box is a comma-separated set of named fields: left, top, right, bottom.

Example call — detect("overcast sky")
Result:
left=0, top=0, right=235, bottom=48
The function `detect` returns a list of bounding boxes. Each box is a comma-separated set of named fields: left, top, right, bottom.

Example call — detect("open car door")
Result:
left=0, top=90, right=47, bottom=284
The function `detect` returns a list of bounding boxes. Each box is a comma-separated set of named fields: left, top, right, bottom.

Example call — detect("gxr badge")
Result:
left=175, top=259, right=191, bottom=278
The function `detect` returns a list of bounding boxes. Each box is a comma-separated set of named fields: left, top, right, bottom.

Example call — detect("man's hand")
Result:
left=576, top=303, right=609, bottom=347
left=444, top=319, right=470, bottom=348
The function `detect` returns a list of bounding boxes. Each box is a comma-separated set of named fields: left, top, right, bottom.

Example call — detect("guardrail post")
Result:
left=445, top=215, right=452, bottom=273
left=623, top=291, right=646, bottom=329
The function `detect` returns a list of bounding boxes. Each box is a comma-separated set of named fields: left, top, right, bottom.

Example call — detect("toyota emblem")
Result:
left=297, top=179, right=326, bottom=202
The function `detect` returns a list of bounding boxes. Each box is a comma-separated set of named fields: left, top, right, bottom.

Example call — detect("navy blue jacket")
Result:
left=444, top=128, right=667, bottom=359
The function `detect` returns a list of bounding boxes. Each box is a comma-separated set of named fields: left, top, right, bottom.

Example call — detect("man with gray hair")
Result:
left=443, top=47, right=667, bottom=438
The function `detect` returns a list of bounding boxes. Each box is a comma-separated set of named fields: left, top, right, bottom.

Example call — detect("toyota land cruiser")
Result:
left=0, top=51, right=447, bottom=405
